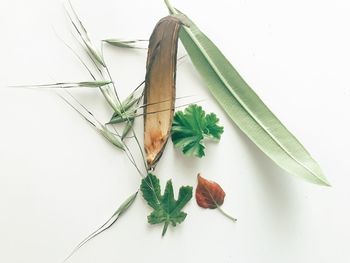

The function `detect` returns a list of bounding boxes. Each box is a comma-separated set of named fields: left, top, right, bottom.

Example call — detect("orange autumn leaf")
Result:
left=196, top=174, right=226, bottom=209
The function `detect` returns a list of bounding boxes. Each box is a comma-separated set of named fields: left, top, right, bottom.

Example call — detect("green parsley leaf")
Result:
left=171, top=104, right=224, bottom=157
left=140, top=173, right=193, bottom=236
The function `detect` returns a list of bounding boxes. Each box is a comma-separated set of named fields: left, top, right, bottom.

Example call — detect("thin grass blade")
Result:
left=58, top=92, right=124, bottom=150
left=63, top=191, right=138, bottom=262
left=103, top=39, right=148, bottom=49
left=65, top=0, right=105, bottom=67
left=121, top=95, right=140, bottom=112
left=121, top=120, right=135, bottom=140
left=108, top=109, right=136, bottom=124
left=11, top=80, right=111, bottom=89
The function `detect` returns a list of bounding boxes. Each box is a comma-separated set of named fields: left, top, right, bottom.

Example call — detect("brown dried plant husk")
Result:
left=144, top=16, right=181, bottom=169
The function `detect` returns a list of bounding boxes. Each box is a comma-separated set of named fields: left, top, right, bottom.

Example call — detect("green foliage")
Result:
left=164, top=0, right=330, bottom=186
left=171, top=104, right=224, bottom=157
left=141, top=174, right=193, bottom=236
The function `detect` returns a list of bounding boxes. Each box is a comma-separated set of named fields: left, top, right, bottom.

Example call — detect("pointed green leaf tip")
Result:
left=171, top=104, right=224, bottom=157
left=140, top=173, right=193, bottom=236
left=164, top=0, right=330, bottom=186
left=103, top=39, right=147, bottom=49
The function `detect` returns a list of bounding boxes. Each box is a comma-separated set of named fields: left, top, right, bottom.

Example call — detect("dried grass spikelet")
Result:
left=144, top=16, right=182, bottom=169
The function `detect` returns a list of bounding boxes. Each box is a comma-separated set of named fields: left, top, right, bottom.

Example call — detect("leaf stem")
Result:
left=162, top=222, right=169, bottom=237
left=216, top=206, right=237, bottom=223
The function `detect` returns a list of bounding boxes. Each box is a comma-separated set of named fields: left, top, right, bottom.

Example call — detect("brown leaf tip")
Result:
left=196, top=174, right=226, bottom=209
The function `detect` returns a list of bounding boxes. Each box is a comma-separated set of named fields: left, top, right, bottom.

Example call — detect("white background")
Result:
left=1, top=0, right=350, bottom=262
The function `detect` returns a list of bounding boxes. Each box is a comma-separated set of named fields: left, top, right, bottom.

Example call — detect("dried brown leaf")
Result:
left=196, top=174, right=226, bottom=209
left=144, top=16, right=182, bottom=168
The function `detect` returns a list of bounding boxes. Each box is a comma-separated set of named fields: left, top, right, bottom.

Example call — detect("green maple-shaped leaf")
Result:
left=171, top=104, right=224, bottom=157
left=140, top=173, right=193, bottom=236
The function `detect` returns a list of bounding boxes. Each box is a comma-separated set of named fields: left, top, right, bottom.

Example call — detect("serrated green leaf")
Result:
left=140, top=173, right=161, bottom=210
left=171, top=104, right=224, bottom=158
left=164, top=0, right=330, bottom=186
left=141, top=173, right=193, bottom=236
left=204, top=113, right=223, bottom=140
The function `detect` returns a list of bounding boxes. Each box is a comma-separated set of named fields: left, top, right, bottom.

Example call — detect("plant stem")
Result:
left=216, top=206, right=237, bottom=223
left=101, top=46, right=148, bottom=172
left=162, top=222, right=169, bottom=237
left=164, top=0, right=177, bottom=14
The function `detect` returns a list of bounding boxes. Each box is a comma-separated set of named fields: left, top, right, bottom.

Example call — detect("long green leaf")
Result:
left=164, top=0, right=329, bottom=186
